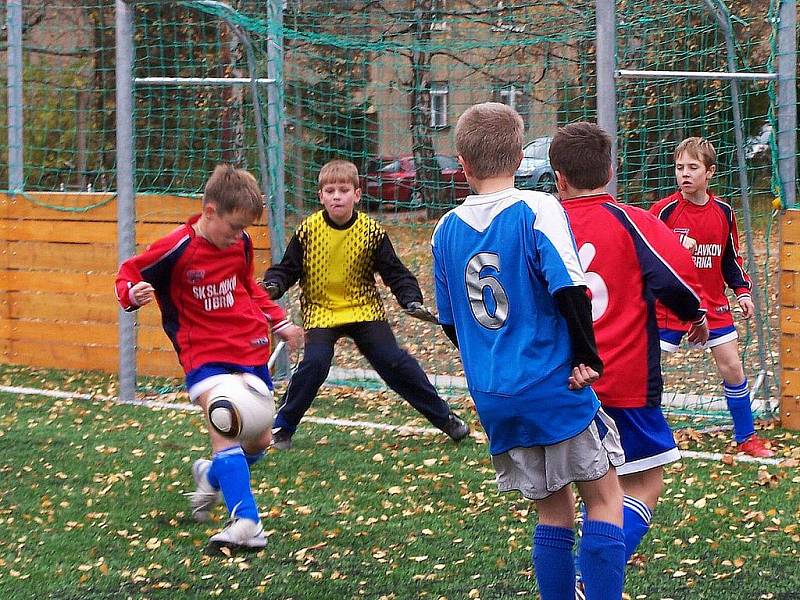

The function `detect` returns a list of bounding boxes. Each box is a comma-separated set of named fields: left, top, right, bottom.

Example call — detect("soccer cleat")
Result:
left=189, top=459, right=221, bottom=522
left=442, top=413, right=470, bottom=442
left=271, top=427, right=293, bottom=450
left=737, top=435, right=774, bottom=458
left=207, top=515, right=266, bottom=553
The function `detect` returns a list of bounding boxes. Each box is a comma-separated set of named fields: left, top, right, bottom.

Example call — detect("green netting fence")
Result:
left=2, top=0, right=795, bottom=422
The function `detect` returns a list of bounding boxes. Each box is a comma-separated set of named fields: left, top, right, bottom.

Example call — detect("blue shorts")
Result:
left=659, top=324, right=738, bottom=352
left=602, top=406, right=680, bottom=476
left=186, top=362, right=273, bottom=402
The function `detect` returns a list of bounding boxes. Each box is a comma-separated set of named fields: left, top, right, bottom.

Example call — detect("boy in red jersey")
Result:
left=116, top=164, right=304, bottom=551
left=552, top=122, right=709, bottom=582
left=650, top=137, right=773, bottom=458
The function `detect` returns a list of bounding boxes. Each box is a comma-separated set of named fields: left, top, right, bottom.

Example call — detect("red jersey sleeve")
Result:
left=242, top=233, right=292, bottom=336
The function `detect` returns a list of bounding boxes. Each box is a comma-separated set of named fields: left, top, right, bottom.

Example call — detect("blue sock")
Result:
left=623, top=495, right=652, bottom=563
left=207, top=446, right=259, bottom=523
left=579, top=520, right=625, bottom=600
left=532, top=525, right=575, bottom=600
left=724, top=379, right=755, bottom=443
left=244, top=449, right=265, bottom=467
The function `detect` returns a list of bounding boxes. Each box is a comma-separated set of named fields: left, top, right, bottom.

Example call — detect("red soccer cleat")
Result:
left=737, top=435, right=774, bottom=458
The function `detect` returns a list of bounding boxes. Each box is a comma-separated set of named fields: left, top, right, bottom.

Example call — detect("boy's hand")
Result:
left=738, top=295, right=755, bottom=319
left=568, top=364, right=599, bottom=390
left=261, top=281, right=282, bottom=300
left=129, top=281, right=155, bottom=307
left=404, top=301, right=439, bottom=324
left=277, top=323, right=304, bottom=352
left=680, top=234, right=697, bottom=253
left=687, top=314, right=709, bottom=345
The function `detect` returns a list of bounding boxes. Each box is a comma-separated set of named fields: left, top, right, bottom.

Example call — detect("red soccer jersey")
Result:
left=650, top=191, right=752, bottom=330
left=115, top=215, right=290, bottom=373
left=563, top=194, right=704, bottom=408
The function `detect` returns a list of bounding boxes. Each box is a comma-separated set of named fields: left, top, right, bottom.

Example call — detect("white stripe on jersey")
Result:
left=432, top=188, right=585, bottom=286
left=605, top=203, right=702, bottom=304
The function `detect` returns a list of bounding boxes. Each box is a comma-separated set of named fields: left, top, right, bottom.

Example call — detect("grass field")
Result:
left=0, top=365, right=798, bottom=600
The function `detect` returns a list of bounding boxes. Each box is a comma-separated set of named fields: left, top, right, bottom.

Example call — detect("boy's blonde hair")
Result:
left=203, top=164, right=263, bottom=220
left=455, top=102, right=524, bottom=180
left=318, top=159, right=360, bottom=190
left=674, top=137, right=717, bottom=169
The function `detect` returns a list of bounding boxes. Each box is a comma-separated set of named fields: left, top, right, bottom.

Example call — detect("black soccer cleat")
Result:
left=442, top=413, right=470, bottom=442
left=271, top=427, right=293, bottom=450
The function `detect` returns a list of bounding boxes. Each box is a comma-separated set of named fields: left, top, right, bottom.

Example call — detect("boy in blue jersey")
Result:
left=432, top=102, right=626, bottom=600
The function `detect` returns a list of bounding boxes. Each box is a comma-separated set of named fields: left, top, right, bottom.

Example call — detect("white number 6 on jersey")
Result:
left=465, top=252, right=509, bottom=329
left=578, top=243, right=609, bottom=322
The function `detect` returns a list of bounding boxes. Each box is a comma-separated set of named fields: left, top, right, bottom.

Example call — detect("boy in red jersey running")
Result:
left=116, top=165, right=304, bottom=551
left=650, top=137, right=773, bottom=458
left=552, top=122, right=709, bottom=583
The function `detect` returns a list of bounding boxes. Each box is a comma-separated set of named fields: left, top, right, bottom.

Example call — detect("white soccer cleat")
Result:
left=207, top=515, right=266, bottom=552
left=189, top=459, right=221, bottom=522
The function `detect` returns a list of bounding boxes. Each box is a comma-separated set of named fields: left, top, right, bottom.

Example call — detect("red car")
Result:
left=360, top=155, right=471, bottom=208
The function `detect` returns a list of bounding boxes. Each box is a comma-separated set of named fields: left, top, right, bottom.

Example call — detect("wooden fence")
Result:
left=0, top=192, right=271, bottom=378
left=780, top=209, right=800, bottom=430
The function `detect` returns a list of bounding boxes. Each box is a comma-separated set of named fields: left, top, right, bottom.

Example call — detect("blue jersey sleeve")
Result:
left=527, top=195, right=587, bottom=295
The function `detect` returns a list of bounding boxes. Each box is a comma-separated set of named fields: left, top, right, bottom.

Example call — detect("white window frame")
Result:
left=492, top=1, right=527, bottom=33
left=498, top=84, right=525, bottom=111
left=430, top=0, right=449, bottom=31
left=430, top=82, right=449, bottom=128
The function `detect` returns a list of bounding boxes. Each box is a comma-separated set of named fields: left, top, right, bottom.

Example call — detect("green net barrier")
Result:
left=0, top=0, right=788, bottom=422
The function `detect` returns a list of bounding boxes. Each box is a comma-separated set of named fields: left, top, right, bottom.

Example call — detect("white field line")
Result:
left=0, top=384, right=784, bottom=466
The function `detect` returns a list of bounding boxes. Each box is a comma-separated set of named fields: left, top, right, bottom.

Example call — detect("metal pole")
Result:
left=617, top=69, right=777, bottom=81
left=115, top=0, right=137, bottom=404
left=267, top=0, right=286, bottom=264
left=706, top=0, right=771, bottom=409
left=777, top=0, right=797, bottom=209
left=134, top=76, right=276, bottom=85
left=6, top=0, right=24, bottom=192
left=596, top=0, right=618, bottom=196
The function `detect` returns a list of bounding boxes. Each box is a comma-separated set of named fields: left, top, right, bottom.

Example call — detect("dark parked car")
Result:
left=514, top=136, right=555, bottom=193
left=360, top=155, right=471, bottom=209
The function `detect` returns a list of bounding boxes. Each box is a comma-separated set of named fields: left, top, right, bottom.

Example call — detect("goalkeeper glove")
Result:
left=404, top=301, right=439, bottom=324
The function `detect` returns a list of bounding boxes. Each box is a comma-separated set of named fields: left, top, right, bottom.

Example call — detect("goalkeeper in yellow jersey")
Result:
left=262, top=159, right=469, bottom=450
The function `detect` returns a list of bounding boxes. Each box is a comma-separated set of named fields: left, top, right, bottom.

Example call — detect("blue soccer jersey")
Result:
left=432, top=188, right=600, bottom=454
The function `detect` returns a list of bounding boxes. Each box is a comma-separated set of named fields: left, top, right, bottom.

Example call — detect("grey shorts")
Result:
left=492, top=409, right=625, bottom=501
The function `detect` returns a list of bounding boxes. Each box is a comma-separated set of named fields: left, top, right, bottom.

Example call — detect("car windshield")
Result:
left=435, top=155, right=460, bottom=170
left=523, top=139, right=550, bottom=161
left=372, top=159, right=402, bottom=174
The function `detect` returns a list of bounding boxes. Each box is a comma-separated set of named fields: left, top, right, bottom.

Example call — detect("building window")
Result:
left=430, top=82, right=449, bottom=128
left=496, top=83, right=529, bottom=125
left=492, top=1, right=527, bottom=33
left=430, top=0, right=448, bottom=31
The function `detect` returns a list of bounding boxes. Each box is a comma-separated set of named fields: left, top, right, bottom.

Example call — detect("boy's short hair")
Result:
left=674, top=137, right=717, bottom=168
left=318, top=159, right=360, bottom=190
left=549, top=122, right=612, bottom=190
left=455, top=102, right=524, bottom=180
left=203, top=164, right=263, bottom=219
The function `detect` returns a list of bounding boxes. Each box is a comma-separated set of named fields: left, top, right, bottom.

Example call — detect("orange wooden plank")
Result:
left=780, top=242, right=800, bottom=271
left=781, top=369, right=800, bottom=397
left=781, top=307, right=800, bottom=335
left=779, top=395, right=800, bottom=430
left=0, top=192, right=200, bottom=223
left=0, top=338, right=181, bottom=378
left=779, top=271, right=800, bottom=306
left=0, top=219, right=271, bottom=250
left=6, top=292, right=119, bottom=323
left=782, top=209, right=800, bottom=242
left=0, top=240, right=117, bottom=272
left=0, top=270, right=110, bottom=294
left=781, top=334, right=800, bottom=369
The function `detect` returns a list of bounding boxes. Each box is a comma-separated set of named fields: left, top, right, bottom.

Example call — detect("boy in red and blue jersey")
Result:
left=650, top=137, right=773, bottom=458
left=116, top=164, right=304, bottom=551
left=552, top=122, right=708, bottom=578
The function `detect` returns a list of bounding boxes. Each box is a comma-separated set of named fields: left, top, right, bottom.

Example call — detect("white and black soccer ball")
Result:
left=206, top=374, right=275, bottom=442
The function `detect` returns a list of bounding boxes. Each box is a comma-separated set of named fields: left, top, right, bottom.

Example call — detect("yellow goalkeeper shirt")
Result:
left=264, top=210, right=424, bottom=329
